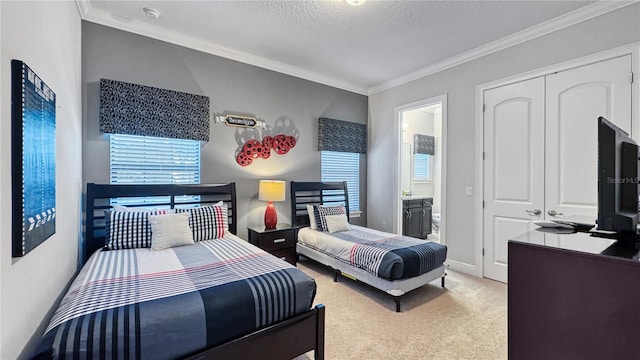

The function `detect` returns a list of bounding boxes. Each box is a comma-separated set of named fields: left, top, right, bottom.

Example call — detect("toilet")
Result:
left=432, top=213, right=441, bottom=234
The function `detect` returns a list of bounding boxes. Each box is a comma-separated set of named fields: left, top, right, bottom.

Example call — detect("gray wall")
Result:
left=82, top=22, right=368, bottom=238
left=368, top=4, right=640, bottom=270
left=1, top=1, right=82, bottom=358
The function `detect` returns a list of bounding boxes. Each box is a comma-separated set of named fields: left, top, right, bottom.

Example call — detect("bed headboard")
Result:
left=290, top=181, right=350, bottom=227
left=85, top=183, right=237, bottom=263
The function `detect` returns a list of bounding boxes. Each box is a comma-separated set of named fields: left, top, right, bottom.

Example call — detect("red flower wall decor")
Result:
left=236, top=134, right=297, bottom=166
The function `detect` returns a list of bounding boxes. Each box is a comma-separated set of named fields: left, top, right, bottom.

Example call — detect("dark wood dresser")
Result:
left=508, top=229, right=640, bottom=359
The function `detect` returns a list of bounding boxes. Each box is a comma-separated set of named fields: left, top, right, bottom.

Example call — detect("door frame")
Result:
left=474, top=42, right=640, bottom=278
left=394, top=94, right=448, bottom=246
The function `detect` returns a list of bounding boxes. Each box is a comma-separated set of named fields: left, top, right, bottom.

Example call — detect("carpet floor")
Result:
left=295, top=257, right=507, bottom=360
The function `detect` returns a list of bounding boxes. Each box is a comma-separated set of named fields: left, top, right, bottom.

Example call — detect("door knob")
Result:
left=526, top=209, right=541, bottom=216
left=547, top=210, right=563, bottom=216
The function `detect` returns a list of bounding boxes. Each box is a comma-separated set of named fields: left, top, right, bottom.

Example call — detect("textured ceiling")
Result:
left=83, top=0, right=610, bottom=94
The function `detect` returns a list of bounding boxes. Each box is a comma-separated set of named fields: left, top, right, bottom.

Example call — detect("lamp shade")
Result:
left=259, top=180, right=285, bottom=202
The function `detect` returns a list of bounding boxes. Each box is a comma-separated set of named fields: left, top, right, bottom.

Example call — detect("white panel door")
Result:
left=545, top=55, right=633, bottom=221
left=482, top=55, right=633, bottom=283
left=483, top=77, right=545, bottom=283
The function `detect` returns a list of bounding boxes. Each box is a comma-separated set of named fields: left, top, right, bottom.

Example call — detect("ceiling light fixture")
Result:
left=143, top=7, right=160, bottom=19
left=345, top=0, right=367, bottom=6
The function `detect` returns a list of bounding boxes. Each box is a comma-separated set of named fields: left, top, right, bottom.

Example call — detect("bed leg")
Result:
left=441, top=274, right=446, bottom=288
left=315, top=304, right=325, bottom=360
left=333, top=269, right=340, bottom=282
left=394, top=296, right=401, bottom=313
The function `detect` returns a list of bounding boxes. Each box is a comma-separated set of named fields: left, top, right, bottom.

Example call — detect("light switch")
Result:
left=466, top=187, right=473, bottom=196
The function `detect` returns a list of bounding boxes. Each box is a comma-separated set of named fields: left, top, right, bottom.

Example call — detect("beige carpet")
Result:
left=295, top=258, right=507, bottom=360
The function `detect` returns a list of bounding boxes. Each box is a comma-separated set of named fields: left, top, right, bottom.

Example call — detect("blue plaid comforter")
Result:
left=32, top=236, right=316, bottom=359
left=299, top=226, right=447, bottom=280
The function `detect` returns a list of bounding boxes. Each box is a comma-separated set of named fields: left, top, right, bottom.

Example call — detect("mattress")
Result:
left=298, top=225, right=447, bottom=280
left=32, top=234, right=316, bottom=360
left=298, top=242, right=445, bottom=297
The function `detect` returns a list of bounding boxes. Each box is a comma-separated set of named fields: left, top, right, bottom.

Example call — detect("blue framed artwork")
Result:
left=11, top=60, right=56, bottom=257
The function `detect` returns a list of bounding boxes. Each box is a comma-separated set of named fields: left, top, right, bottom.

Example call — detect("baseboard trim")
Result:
left=445, top=259, right=481, bottom=277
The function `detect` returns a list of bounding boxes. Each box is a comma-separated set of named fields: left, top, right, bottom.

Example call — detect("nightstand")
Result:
left=248, top=224, right=298, bottom=266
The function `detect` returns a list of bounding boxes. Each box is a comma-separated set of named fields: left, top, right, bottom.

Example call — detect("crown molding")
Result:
left=75, top=0, right=91, bottom=18
left=75, top=1, right=368, bottom=95
left=367, top=0, right=637, bottom=95
left=76, top=1, right=635, bottom=98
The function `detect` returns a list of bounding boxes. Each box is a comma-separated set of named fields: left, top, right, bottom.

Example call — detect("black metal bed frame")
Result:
left=290, top=181, right=445, bottom=312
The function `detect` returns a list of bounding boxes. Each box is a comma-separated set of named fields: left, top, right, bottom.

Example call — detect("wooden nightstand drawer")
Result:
left=270, top=248, right=297, bottom=266
left=247, top=224, right=298, bottom=266
left=258, top=230, right=295, bottom=252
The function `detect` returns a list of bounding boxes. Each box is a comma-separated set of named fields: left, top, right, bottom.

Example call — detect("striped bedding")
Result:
left=298, top=225, right=447, bottom=280
left=33, top=234, right=316, bottom=359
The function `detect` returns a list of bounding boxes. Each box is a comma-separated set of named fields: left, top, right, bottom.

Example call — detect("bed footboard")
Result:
left=184, top=304, right=325, bottom=360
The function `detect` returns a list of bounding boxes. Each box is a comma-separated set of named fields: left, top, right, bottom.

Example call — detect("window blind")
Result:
left=321, top=151, right=360, bottom=212
left=109, top=134, right=201, bottom=206
left=414, top=153, right=430, bottom=181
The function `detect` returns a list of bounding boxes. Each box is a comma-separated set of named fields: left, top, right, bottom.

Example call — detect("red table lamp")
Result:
left=259, top=180, right=285, bottom=230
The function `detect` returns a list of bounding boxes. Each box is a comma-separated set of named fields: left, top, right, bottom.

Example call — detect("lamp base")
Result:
left=264, top=201, right=278, bottom=230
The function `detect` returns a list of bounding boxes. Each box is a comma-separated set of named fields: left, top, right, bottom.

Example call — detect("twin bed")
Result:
left=33, top=181, right=446, bottom=359
left=290, top=181, right=447, bottom=312
left=33, top=183, right=324, bottom=360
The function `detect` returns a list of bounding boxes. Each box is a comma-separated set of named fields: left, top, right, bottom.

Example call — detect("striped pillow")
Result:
left=313, top=205, right=346, bottom=232
left=176, top=204, right=227, bottom=241
left=105, top=209, right=173, bottom=249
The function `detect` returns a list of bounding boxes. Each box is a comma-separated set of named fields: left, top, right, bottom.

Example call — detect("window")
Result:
left=321, top=151, right=360, bottom=212
left=109, top=134, right=201, bottom=205
left=414, top=153, right=430, bottom=181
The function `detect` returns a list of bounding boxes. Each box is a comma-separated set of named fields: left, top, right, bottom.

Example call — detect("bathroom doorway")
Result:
left=395, top=95, right=447, bottom=244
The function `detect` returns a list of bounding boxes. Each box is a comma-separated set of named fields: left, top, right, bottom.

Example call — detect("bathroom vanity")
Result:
left=402, top=197, right=432, bottom=239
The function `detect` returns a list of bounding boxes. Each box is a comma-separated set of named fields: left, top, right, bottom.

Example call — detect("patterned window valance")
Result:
left=414, top=134, right=435, bottom=155
left=99, top=79, right=210, bottom=142
left=318, top=117, right=367, bottom=154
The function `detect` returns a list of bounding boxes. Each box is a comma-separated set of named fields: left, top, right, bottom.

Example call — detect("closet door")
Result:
left=482, top=55, right=633, bottom=283
left=483, top=77, right=546, bottom=283
left=545, top=55, right=633, bottom=221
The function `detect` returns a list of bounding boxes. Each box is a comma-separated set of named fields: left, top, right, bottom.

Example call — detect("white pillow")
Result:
left=307, top=204, right=317, bottom=230
left=148, top=212, right=194, bottom=250
left=325, top=214, right=350, bottom=233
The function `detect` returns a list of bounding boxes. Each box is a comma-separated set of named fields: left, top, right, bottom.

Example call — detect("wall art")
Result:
left=236, top=134, right=297, bottom=166
left=214, top=114, right=266, bottom=128
left=11, top=60, right=56, bottom=257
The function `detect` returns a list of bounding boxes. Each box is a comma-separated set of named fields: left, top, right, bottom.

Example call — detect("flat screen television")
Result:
left=597, top=116, right=639, bottom=234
